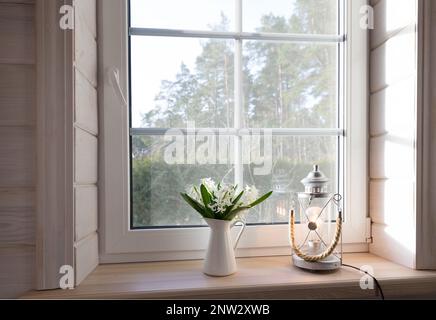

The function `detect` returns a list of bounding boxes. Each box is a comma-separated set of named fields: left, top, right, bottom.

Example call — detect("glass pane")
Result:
left=243, top=136, right=338, bottom=224
left=131, top=36, right=234, bottom=128
left=243, top=0, right=339, bottom=34
left=131, top=135, right=338, bottom=227
left=130, top=0, right=234, bottom=31
left=243, top=41, right=338, bottom=128
left=297, top=194, right=342, bottom=254
left=131, top=135, right=235, bottom=228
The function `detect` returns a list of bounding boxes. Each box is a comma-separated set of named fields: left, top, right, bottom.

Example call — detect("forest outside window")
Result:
left=129, top=0, right=343, bottom=229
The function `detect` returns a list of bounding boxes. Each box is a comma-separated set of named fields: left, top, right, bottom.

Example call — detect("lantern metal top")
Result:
left=300, top=165, right=329, bottom=195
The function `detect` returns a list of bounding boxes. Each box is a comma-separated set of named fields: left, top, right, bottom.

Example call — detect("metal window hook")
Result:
left=107, top=66, right=128, bottom=108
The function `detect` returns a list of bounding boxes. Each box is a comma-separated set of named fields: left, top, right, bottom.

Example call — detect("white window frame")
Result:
left=98, top=0, right=368, bottom=263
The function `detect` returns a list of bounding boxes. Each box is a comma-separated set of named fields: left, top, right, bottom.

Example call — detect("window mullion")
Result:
left=234, top=0, right=243, bottom=187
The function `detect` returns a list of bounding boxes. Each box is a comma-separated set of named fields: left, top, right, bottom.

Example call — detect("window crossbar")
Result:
left=129, top=27, right=346, bottom=43
left=130, top=128, right=345, bottom=136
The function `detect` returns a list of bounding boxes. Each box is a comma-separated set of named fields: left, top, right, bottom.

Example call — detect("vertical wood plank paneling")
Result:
left=35, top=0, right=75, bottom=291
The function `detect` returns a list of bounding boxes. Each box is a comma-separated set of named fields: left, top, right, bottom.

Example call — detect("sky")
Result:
left=129, top=0, right=336, bottom=128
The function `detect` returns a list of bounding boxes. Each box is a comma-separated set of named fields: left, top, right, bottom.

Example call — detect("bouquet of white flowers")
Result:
left=181, top=178, right=273, bottom=221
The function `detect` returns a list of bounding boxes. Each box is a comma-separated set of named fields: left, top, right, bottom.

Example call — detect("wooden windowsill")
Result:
left=22, top=253, right=436, bottom=299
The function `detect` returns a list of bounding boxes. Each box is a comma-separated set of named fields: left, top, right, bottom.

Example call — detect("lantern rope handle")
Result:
left=290, top=210, right=342, bottom=262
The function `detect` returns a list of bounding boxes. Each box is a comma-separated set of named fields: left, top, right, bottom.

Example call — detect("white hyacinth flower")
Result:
left=201, top=178, right=217, bottom=194
left=183, top=178, right=272, bottom=221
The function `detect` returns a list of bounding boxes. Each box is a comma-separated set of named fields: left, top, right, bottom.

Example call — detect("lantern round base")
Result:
left=292, top=255, right=341, bottom=271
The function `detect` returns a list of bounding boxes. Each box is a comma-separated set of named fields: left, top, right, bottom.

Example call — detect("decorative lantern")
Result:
left=290, top=165, right=343, bottom=271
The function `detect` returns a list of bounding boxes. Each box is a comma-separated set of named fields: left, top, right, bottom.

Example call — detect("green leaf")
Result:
left=200, top=185, right=216, bottom=218
left=247, top=191, right=273, bottom=208
left=232, top=190, right=245, bottom=205
left=180, top=193, right=212, bottom=219
left=221, top=190, right=244, bottom=219
left=200, top=184, right=212, bottom=206
left=180, top=193, right=204, bottom=213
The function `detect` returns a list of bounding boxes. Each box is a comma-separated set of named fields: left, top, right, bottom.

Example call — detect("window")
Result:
left=99, top=0, right=368, bottom=262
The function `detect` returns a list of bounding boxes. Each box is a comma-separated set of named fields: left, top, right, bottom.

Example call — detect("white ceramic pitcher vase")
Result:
left=203, top=218, right=246, bottom=277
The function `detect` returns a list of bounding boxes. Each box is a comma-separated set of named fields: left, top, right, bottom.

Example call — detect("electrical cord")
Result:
left=342, top=263, right=385, bottom=300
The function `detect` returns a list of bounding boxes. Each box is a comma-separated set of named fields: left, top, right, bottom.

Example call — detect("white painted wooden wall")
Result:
left=0, top=0, right=36, bottom=298
left=73, top=0, right=99, bottom=285
left=368, top=0, right=419, bottom=268
left=0, top=0, right=99, bottom=297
